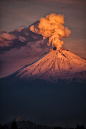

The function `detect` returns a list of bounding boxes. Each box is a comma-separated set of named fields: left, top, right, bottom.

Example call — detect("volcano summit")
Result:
left=15, top=48, right=86, bottom=83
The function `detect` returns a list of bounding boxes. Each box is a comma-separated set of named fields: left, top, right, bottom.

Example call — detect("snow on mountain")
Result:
left=16, top=49, right=86, bottom=82
left=0, top=49, right=86, bottom=127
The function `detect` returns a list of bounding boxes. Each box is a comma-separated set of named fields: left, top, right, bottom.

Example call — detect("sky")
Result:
left=0, top=0, right=86, bottom=127
left=0, top=0, right=86, bottom=78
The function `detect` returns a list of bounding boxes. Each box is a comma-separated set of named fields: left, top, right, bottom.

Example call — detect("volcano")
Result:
left=14, top=48, right=86, bottom=83
left=0, top=47, right=86, bottom=127
left=0, top=30, right=86, bottom=128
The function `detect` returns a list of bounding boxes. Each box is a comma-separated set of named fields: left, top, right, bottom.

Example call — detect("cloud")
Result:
left=30, top=13, right=71, bottom=50
left=0, top=33, right=17, bottom=47
left=16, top=27, right=24, bottom=32
left=23, top=32, right=30, bottom=36
left=0, top=40, right=12, bottom=47
left=0, top=39, right=50, bottom=78
left=0, top=33, right=17, bottom=40
left=0, top=27, right=43, bottom=52
left=18, top=35, right=26, bottom=42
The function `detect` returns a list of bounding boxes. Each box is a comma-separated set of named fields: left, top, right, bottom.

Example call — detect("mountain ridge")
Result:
left=1, top=48, right=86, bottom=83
left=14, top=48, right=86, bottom=83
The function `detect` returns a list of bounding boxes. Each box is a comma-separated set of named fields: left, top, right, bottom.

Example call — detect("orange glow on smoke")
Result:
left=30, top=13, right=71, bottom=50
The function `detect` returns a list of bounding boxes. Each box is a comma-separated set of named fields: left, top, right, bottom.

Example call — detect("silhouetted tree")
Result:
left=75, top=125, right=85, bottom=129
left=81, top=125, right=85, bottom=129
left=54, top=127, right=62, bottom=129
left=0, top=127, right=5, bottom=129
left=11, top=119, right=18, bottom=129
left=78, top=125, right=81, bottom=129
left=0, top=125, right=9, bottom=129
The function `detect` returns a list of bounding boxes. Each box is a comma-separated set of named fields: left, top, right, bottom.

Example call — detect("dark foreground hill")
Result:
left=0, top=73, right=86, bottom=128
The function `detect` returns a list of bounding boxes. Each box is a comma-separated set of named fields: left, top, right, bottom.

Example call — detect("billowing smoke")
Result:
left=30, top=13, right=71, bottom=50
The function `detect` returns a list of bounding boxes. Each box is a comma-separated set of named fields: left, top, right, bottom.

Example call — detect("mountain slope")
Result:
left=15, top=49, right=86, bottom=82
left=0, top=49, right=86, bottom=126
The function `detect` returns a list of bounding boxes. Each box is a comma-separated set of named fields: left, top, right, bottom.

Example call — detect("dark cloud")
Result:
left=0, top=33, right=17, bottom=47
left=0, top=25, right=44, bottom=53
left=0, top=24, right=50, bottom=56
left=18, top=35, right=26, bottom=42
left=0, top=41, right=50, bottom=78
left=0, top=25, right=51, bottom=78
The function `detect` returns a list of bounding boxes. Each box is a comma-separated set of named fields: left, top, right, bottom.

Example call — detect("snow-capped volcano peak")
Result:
left=16, top=49, right=86, bottom=82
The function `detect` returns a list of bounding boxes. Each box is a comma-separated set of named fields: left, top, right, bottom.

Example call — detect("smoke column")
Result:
left=30, top=13, right=71, bottom=50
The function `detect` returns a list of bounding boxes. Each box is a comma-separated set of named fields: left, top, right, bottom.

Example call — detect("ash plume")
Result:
left=30, top=13, right=71, bottom=50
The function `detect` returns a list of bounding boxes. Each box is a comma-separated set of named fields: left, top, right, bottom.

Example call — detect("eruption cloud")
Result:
left=30, top=13, right=71, bottom=50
